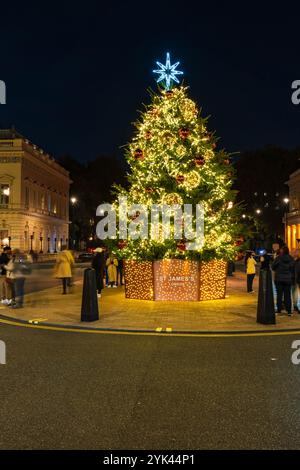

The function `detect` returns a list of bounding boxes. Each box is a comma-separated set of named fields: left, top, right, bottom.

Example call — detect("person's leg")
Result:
left=283, top=283, right=292, bottom=315
left=249, top=274, right=255, bottom=292
left=247, top=274, right=250, bottom=292
left=275, top=282, right=283, bottom=312
left=62, top=278, right=67, bottom=294
left=293, top=284, right=300, bottom=311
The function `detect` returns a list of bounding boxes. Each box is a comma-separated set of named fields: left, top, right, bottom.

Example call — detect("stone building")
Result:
left=0, top=128, right=70, bottom=252
left=286, top=168, right=300, bottom=251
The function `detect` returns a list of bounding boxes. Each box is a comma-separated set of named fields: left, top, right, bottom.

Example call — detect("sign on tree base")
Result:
left=124, top=259, right=227, bottom=301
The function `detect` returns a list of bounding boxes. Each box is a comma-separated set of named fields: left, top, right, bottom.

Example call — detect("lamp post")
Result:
left=39, top=236, right=43, bottom=253
left=47, top=237, right=50, bottom=253
left=70, top=196, right=78, bottom=250
left=8, top=236, right=11, bottom=248
left=30, top=233, right=34, bottom=253
left=54, top=237, right=57, bottom=253
left=283, top=197, right=289, bottom=245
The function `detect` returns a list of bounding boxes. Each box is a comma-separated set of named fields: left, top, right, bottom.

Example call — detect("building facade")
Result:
left=286, top=168, right=300, bottom=251
left=0, top=128, right=70, bottom=252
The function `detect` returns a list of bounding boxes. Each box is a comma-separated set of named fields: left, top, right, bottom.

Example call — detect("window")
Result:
left=25, top=187, right=29, bottom=208
left=41, top=194, right=45, bottom=210
left=0, top=184, right=10, bottom=206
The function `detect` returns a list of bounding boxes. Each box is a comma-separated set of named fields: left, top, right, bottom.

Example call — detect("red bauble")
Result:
left=212, top=143, right=217, bottom=149
left=134, top=148, right=144, bottom=160
left=194, top=156, right=205, bottom=167
left=145, top=187, right=154, bottom=193
left=118, top=240, right=127, bottom=249
left=165, top=90, right=173, bottom=99
left=176, top=174, right=185, bottom=184
left=179, top=128, right=190, bottom=139
left=145, top=131, right=152, bottom=140
left=224, top=158, right=230, bottom=165
left=129, top=211, right=140, bottom=221
left=177, top=241, right=186, bottom=251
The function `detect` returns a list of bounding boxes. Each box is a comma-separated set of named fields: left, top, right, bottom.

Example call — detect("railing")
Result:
left=0, top=203, right=67, bottom=219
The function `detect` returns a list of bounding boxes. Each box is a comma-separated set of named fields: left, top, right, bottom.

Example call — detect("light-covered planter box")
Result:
left=124, top=259, right=227, bottom=301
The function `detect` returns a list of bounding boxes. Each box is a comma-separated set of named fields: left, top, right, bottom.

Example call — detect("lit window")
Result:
left=0, top=184, right=10, bottom=206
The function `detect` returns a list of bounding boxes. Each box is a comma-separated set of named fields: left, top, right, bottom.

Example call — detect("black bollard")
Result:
left=81, top=268, right=99, bottom=322
left=257, top=268, right=276, bottom=325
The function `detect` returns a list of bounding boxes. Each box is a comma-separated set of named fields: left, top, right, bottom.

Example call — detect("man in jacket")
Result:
left=272, top=246, right=295, bottom=316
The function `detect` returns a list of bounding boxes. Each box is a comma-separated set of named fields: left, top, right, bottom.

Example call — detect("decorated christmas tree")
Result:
left=110, top=54, right=242, bottom=264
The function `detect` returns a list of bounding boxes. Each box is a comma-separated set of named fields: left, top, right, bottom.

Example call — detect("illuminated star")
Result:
left=153, top=52, right=183, bottom=90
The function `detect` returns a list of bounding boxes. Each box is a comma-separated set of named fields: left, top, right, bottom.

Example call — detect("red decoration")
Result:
left=177, top=241, right=186, bottom=251
left=145, top=131, right=152, bottom=140
left=145, top=187, right=154, bottom=194
left=194, top=156, right=205, bottom=167
left=179, top=128, right=190, bottom=139
left=118, top=240, right=127, bottom=249
left=224, top=158, right=230, bottom=165
left=176, top=174, right=185, bottom=184
left=212, top=143, right=217, bottom=149
left=134, top=148, right=144, bottom=160
left=129, top=211, right=140, bottom=221
left=165, top=90, right=173, bottom=99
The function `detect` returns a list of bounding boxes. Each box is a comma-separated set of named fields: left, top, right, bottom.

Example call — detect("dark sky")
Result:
left=0, top=2, right=300, bottom=162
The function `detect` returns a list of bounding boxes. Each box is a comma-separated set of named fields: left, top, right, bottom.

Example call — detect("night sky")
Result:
left=0, top=3, right=300, bottom=162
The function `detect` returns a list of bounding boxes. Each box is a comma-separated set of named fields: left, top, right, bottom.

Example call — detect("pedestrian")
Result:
left=292, top=249, right=300, bottom=313
left=92, top=247, right=106, bottom=298
left=54, top=245, right=74, bottom=294
left=272, top=245, right=295, bottom=316
left=4, top=250, right=31, bottom=308
left=106, top=253, right=118, bottom=288
left=245, top=251, right=256, bottom=293
left=117, top=257, right=124, bottom=286
left=0, top=246, right=11, bottom=305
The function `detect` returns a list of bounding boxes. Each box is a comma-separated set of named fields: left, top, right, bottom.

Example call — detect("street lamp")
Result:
left=70, top=196, right=78, bottom=250
left=256, top=209, right=261, bottom=215
left=283, top=197, right=290, bottom=244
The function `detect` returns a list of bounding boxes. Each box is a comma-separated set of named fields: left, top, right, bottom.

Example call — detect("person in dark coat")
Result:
left=293, top=250, right=300, bottom=312
left=272, top=246, right=295, bottom=316
left=92, top=247, right=106, bottom=298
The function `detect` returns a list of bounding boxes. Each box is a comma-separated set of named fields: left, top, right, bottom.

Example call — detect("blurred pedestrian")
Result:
left=106, top=253, right=118, bottom=288
left=0, top=246, right=11, bottom=304
left=292, top=249, right=300, bottom=313
left=272, top=245, right=294, bottom=316
left=54, top=245, right=74, bottom=294
left=92, top=247, right=106, bottom=298
left=245, top=251, right=256, bottom=293
left=4, top=250, right=31, bottom=308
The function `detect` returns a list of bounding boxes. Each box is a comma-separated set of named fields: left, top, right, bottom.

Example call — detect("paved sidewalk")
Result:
left=1, top=272, right=300, bottom=332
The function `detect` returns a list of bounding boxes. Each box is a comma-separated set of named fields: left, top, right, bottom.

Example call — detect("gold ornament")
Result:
left=184, top=170, right=201, bottom=189
left=163, top=193, right=183, bottom=206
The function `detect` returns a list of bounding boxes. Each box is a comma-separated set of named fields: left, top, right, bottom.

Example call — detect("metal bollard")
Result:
left=257, top=268, right=276, bottom=324
left=81, top=268, right=99, bottom=322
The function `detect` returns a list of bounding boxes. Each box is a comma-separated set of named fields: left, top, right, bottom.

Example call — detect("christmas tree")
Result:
left=109, top=57, right=241, bottom=262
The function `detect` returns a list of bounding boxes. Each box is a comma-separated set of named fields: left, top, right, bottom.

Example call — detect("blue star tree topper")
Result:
left=153, top=52, right=184, bottom=90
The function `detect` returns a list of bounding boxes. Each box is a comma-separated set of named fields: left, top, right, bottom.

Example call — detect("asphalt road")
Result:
left=1, top=323, right=300, bottom=449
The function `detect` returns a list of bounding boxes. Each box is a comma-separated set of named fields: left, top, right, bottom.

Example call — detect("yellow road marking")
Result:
left=166, top=328, right=172, bottom=333
left=28, top=318, right=48, bottom=324
left=1, top=317, right=300, bottom=338
left=155, top=327, right=163, bottom=332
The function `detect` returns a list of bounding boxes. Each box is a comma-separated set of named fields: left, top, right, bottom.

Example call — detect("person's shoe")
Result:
left=288, top=312, right=292, bottom=316
left=2, top=299, right=10, bottom=305
left=107, top=285, right=111, bottom=288
left=113, top=285, right=117, bottom=288
left=97, top=293, right=101, bottom=298
left=249, top=290, right=255, bottom=294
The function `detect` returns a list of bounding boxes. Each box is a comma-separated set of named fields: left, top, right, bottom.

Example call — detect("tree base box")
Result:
left=124, top=259, right=227, bottom=301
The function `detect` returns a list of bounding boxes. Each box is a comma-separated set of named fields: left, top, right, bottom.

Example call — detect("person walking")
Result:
left=245, top=251, right=256, bottom=293
left=0, top=246, right=11, bottom=304
left=272, top=245, right=294, bottom=316
left=4, top=250, right=31, bottom=308
left=106, top=253, right=118, bottom=288
left=293, top=250, right=300, bottom=313
left=54, top=246, right=74, bottom=294
left=92, top=247, right=106, bottom=298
